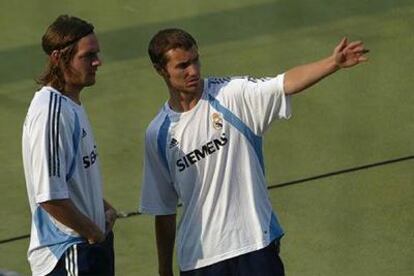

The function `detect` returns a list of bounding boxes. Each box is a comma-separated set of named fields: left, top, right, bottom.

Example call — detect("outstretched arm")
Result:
left=283, top=38, right=369, bottom=95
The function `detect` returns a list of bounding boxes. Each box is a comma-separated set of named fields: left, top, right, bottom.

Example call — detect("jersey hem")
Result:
left=30, top=239, right=84, bottom=276
left=36, top=192, right=69, bottom=203
left=179, top=237, right=282, bottom=272
left=139, top=205, right=177, bottom=216
left=31, top=262, right=56, bottom=276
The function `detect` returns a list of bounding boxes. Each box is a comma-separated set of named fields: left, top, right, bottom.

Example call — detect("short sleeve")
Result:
left=220, top=74, right=291, bottom=136
left=139, top=127, right=179, bottom=215
left=26, top=97, right=75, bottom=203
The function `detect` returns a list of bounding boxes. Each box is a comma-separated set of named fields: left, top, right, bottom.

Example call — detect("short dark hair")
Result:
left=37, top=15, right=94, bottom=91
left=148, top=28, right=197, bottom=68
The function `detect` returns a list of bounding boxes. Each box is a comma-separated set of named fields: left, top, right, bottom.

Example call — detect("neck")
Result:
left=168, top=81, right=204, bottom=112
left=62, top=84, right=82, bottom=105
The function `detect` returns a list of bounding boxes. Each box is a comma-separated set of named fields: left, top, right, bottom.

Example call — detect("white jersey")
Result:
left=22, top=86, right=106, bottom=276
left=140, top=74, right=291, bottom=271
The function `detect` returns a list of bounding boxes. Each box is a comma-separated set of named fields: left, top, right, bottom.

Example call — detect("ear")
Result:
left=50, top=50, right=61, bottom=65
left=154, top=64, right=169, bottom=78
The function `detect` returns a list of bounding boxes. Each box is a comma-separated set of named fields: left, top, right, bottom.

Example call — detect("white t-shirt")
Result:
left=22, top=86, right=106, bottom=276
left=140, top=74, right=291, bottom=271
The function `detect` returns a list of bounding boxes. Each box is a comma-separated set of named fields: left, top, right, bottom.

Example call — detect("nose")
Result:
left=187, top=63, right=199, bottom=77
left=92, top=56, right=102, bottom=67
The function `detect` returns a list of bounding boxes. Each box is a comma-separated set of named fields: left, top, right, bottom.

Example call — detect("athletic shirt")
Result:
left=140, top=74, right=292, bottom=271
left=22, top=86, right=106, bottom=276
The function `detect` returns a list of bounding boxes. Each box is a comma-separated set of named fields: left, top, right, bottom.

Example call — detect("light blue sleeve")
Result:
left=139, top=117, right=179, bottom=215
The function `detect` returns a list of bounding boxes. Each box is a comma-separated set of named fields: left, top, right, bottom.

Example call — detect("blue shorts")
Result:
left=181, top=240, right=284, bottom=276
left=47, top=231, right=115, bottom=276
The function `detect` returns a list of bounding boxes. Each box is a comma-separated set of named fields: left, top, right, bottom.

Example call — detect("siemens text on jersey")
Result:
left=176, top=133, right=228, bottom=172
left=83, top=145, right=98, bottom=169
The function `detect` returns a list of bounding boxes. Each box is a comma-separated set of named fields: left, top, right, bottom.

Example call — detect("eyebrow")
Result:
left=79, top=48, right=100, bottom=57
left=176, top=54, right=199, bottom=67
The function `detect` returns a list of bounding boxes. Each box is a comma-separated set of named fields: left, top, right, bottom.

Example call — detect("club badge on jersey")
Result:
left=211, top=113, right=223, bottom=130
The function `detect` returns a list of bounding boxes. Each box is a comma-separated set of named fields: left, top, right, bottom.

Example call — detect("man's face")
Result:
left=65, top=33, right=102, bottom=89
left=161, top=46, right=201, bottom=94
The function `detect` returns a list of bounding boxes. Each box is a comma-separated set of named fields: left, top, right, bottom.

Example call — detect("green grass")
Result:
left=1, top=0, right=413, bottom=275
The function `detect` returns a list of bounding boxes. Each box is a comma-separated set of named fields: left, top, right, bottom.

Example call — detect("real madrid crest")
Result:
left=211, top=113, right=223, bottom=130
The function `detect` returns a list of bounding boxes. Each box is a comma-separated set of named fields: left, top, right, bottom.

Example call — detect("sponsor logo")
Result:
left=83, top=145, right=98, bottom=169
left=212, top=113, right=223, bottom=130
left=169, top=138, right=179, bottom=149
left=82, top=128, right=87, bottom=138
left=176, top=133, right=228, bottom=172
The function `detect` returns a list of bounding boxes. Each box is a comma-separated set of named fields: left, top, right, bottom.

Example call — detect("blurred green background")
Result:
left=0, top=0, right=413, bottom=275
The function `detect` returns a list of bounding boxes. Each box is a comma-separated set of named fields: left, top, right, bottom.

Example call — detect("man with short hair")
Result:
left=139, top=28, right=368, bottom=276
left=22, top=15, right=117, bottom=276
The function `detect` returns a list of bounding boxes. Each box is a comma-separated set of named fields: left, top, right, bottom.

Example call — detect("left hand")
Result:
left=333, top=37, right=369, bottom=68
left=105, top=207, right=118, bottom=234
